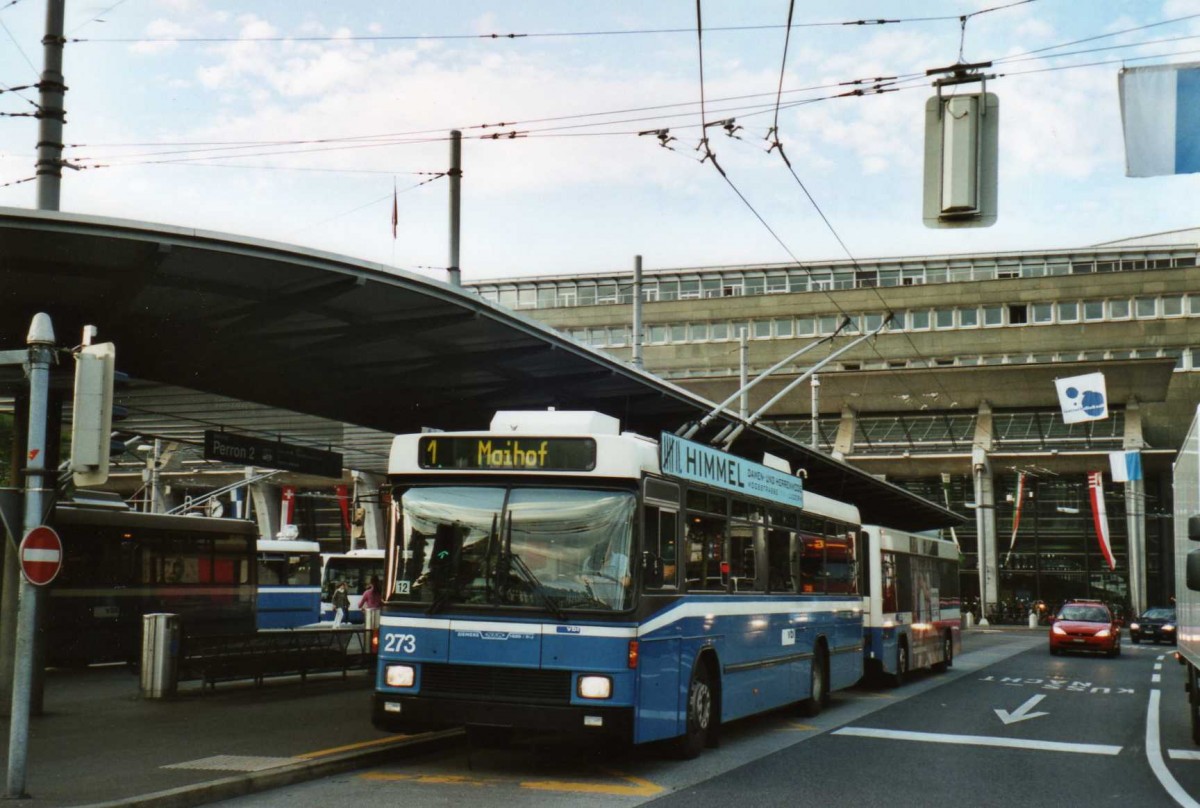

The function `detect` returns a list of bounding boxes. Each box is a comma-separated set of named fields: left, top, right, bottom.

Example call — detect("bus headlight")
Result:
left=577, top=675, right=612, bottom=700
left=385, top=664, right=415, bottom=688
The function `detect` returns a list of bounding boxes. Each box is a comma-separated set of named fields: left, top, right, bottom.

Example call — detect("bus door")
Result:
left=638, top=480, right=683, bottom=744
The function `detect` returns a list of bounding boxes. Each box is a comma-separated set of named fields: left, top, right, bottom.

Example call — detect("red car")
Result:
left=1049, top=600, right=1121, bottom=657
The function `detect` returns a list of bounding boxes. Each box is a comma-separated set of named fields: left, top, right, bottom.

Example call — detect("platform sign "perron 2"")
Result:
left=203, top=431, right=343, bottom=479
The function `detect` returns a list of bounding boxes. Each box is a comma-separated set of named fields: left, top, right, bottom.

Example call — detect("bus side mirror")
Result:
left=1187, top=550, right=1200, bottom=592
left=642, top=552, right=663, bottom=587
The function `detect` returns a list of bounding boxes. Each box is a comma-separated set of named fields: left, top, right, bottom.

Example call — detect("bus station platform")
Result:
left=0, top=664, right=460, bottom=807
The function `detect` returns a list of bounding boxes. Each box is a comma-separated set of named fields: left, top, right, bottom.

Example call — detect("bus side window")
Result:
left=881, top=552, right=898, bottom=612
left=798, top=533, right=825, bottom=593
left=685, top=512, right=726, bottom=591
left=767, top=529, right=793, bottom=592
left=641, top=506, right=678, bottom=589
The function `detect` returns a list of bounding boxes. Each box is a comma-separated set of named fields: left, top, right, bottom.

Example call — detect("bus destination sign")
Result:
left=204, top=431, right=343, bottom=479
left=659, top=432, right=804, bottom=509
left=418, top=436, right=597, bottom=471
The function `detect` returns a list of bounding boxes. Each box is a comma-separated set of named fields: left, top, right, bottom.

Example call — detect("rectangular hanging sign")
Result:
left=660, top=432, right=804, bottom=509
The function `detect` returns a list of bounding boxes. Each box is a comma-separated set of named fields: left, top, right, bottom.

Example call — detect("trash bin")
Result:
left=141, top=613, right=179, bottom=699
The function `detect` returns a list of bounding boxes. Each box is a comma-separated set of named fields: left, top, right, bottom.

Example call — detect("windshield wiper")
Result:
left=494, top=517, right=567, bottom=621
left=507, top=550, right=568, bottom=622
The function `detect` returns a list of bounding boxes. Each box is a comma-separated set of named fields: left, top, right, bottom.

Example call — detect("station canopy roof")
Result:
left=0, top=207, right=961, bottom=531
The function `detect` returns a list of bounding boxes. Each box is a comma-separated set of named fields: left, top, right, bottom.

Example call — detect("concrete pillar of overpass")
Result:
left=352, top=472, right=387, bottom=550
left=1123, top=398, right=1147, bottom=616
left=973, top=401, right=998, bottom=626
left=833, top=407, right=856, bottom=460
left=250, top=482, right=281, bottom=542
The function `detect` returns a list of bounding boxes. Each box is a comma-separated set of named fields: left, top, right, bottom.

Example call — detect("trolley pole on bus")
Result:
left=6, top=314, right=56, bottom=799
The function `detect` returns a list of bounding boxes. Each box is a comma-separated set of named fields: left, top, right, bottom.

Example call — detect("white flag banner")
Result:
left=1108, top=450, right=1144, bottom=483
left=1119, top=62, right=1200, bottom=177
left=1055, top=372, right=1108, bottom=424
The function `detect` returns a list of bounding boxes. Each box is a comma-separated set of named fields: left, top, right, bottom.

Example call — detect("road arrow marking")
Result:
left=994, top=694, right=1049, bottom=725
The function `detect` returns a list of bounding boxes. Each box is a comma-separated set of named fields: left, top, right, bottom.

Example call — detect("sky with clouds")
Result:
left=0, top=0, right=1198, bottom=282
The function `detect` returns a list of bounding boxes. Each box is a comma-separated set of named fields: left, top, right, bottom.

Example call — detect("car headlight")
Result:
left=1129, top=622, right=1140, bottom=631
left=577, top=675, right=612, bottom=699
left=1163, top=625, right=1176, bottom=632
left=1052, top=624, right=1067, bottom=635
left=385, top=664, right=415, bottom=688
left=1095, top=628, right=1110, bottom=638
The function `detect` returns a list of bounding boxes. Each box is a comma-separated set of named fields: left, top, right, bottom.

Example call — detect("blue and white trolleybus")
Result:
left=256, top=538, right=322, bottom=629
left=372, top=410, right=865, bottom=755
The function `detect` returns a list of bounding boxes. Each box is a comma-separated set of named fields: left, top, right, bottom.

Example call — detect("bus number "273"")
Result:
left=384, top=633, right=416, bottom=654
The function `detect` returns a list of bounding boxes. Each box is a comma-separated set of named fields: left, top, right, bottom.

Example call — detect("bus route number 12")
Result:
left=385, top=633, right=416, bottom=654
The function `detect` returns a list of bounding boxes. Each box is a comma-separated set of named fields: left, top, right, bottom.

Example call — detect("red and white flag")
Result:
left=1003, top=471, right=1027, bottom=567
left=281, top=485, right=296, bottom=527
left=391, top=182, right=398, bottom=239
left=1087, top=471, right=1116, bottom=570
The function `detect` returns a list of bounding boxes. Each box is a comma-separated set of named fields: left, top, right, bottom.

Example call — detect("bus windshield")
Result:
left=392, top=486, right=636, bottom=612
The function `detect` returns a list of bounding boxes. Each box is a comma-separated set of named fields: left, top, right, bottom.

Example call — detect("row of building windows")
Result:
left=656, top=345, right=1200, bottom=379
left=472, top=251, right=1198, bottom=311
left=772, top=410, right=1128, bottom=455
left=567, top=293, right=1200, bottom=350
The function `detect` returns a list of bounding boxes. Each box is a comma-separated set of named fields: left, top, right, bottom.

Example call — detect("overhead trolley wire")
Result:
left=65, top=2, right=1030, bottom=47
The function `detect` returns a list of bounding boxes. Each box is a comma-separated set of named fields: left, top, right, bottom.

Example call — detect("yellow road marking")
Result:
left=773, top=721, right=818, bottom=732
left=362, top=772, right=497, bottom=787
left=295, top=734, right=417, bottom=760
left=361, top=768, right=664, bottom=796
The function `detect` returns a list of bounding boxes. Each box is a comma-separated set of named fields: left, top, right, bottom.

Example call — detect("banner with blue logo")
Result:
left=1055, top=372, right=1108, bottom=424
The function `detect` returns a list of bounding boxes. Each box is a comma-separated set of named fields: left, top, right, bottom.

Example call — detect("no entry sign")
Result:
left=19, top=525, right=62, bottom=586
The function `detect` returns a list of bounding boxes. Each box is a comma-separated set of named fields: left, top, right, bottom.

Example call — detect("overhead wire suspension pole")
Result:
left=447, top=129, right=462, bottom=287
left=631, top=256, right=644, bottom=370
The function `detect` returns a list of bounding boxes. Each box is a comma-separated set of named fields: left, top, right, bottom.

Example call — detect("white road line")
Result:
left=1157, top=663, right=1165, bottom=671
left=1146, top=689, right=1200, bottom=808
left=1169, top=750, right=1200, bottom=761
left=832, top=727, right=1120, bottom=756
left=1154, top=674, right=1163, bottom=683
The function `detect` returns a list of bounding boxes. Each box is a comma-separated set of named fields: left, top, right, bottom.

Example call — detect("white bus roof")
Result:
left=257, top=539, right=321, bottom=553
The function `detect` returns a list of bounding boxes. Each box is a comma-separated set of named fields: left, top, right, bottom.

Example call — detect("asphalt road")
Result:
left=210, top=629, right=1200, bottom=808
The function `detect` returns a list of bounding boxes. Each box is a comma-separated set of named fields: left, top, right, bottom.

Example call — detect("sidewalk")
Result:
left=0, top=665, right=459, bottom=807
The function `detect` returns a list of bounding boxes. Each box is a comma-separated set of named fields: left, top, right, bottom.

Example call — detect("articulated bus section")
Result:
left=861, top=524, right=961, bottom=685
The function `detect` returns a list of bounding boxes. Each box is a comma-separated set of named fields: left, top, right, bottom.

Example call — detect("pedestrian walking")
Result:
left=331, top=580, right=350, bottom=628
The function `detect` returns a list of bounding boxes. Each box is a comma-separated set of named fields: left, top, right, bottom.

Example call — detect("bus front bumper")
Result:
left=371, top=693, right=633, bottom=740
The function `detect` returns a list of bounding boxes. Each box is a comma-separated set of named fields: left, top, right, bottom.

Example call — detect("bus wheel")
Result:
left=671, top=661, right=714, bottom=759
left=798, top=645, right=828, bottom=717
left=932, top=632, right=953, bottom=672
left=886, top=640, right=908, bottom=688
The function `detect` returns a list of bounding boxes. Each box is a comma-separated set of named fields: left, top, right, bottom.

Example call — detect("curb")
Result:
left=79, top=728, right=465, bottom=808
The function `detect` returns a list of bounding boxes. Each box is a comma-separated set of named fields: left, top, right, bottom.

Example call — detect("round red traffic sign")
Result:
left=19, top=526, right=62, bottom=586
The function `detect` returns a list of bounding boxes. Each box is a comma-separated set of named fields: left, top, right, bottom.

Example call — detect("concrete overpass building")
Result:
left=469, top=229, right=1200, bottom=619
